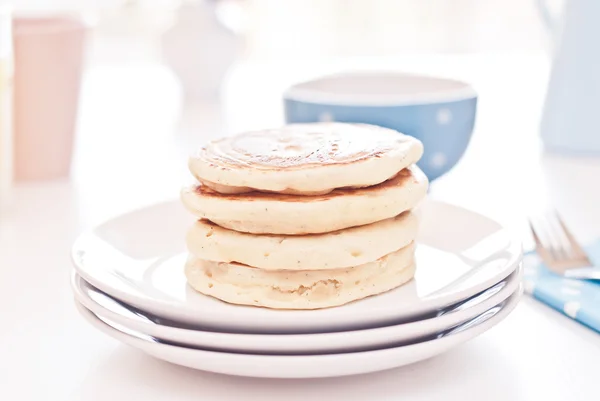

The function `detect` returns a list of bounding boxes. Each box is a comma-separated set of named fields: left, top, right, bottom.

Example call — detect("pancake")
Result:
left=188, top=122, right=423, bottom=195
left=185, top=244, right=416, bottom=310
left=180, top=165, right=428, bottom=235
left=185, top=210, right=419, bottom=270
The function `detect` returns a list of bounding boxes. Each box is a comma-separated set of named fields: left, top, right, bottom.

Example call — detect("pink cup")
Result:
left=13, top=15, right=87, bottom=181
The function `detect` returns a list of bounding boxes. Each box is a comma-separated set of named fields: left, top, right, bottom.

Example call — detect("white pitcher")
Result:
left=538, top=0, right=600, bottom=154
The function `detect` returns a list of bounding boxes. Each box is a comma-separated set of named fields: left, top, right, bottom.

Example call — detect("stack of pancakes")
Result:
left=180, top=122, right=428, bottom=309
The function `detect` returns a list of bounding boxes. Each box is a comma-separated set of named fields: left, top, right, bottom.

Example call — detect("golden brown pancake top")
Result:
left=192, top=123, right=417, bottom=171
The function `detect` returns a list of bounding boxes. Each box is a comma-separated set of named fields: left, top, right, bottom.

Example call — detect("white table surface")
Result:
left=2, top=54, right=600, bottom=401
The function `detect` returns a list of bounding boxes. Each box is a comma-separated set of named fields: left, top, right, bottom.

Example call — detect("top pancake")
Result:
left=188, top=122, right=423, bottom=195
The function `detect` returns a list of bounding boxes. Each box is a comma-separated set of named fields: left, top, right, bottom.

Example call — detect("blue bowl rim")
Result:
left=284, top=71, right=477, bottom=107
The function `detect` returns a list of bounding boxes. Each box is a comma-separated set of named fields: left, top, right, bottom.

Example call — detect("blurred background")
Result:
left=0, top=0, right=579, bottom=233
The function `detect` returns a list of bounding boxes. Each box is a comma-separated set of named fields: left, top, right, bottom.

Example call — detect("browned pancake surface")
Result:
left=193, top=166, right=422, bottom=203
left=192, top=123, right=416, bottom=171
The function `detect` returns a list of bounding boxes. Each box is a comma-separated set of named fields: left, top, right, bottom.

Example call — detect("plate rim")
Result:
left=74, top=288, right=522, bottom=378
left=71, top=267, right=522, bottom=354
left=71, top=198, right=523, bottom=332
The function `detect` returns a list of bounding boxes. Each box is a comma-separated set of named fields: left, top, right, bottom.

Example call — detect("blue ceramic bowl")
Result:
left=284, top=72, right=477, bottom=181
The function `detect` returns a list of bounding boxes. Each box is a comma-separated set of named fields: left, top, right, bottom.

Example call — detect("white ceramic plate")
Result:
left=75, top=288, right=521, bottom=378
left=72, top=266, right=521, bottom=354
left=71, top=199, right=522, bottom=333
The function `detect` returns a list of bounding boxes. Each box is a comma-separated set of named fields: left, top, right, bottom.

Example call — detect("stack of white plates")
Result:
left=71, top=199, right=522, bottom=379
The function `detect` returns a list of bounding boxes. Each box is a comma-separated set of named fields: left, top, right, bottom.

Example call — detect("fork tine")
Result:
left=528, top=218, right=544, bottom=251
left=529, top=215, right=560, bottom=260
left=530, top=212, right=575, bottom=262
left=529, top=210, right=593, bottom=276
left=545, top=211, right=573, bottom=259
left=528, top=217, right=563, bottom=274
left=554, top=212, right=591, bottom=262
left=528, top=217, right=556, bottom=262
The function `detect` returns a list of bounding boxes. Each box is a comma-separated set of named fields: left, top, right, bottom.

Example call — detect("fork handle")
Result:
left=563, top=266, right=600, bottom=281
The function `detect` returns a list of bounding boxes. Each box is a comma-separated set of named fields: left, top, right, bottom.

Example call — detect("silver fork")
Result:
left=528, top=211, right=600, bottom=280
